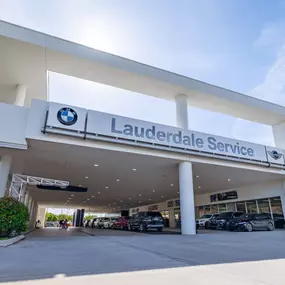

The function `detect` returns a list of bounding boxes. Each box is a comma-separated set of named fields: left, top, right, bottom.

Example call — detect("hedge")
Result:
left=0, top=197, right=29, bottom=238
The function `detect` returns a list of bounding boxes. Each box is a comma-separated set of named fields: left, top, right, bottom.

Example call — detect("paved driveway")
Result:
left=1, top=228, right=285, bottom=284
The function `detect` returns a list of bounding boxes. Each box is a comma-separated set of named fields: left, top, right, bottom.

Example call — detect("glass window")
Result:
left=211, top=205, right=218, bottom=214
left=226, top=203, right=235, bottom=211
left=198, top=206, right=204, bottom=217
left=236, top=201, right=246, bottom=212
left=246, top=200, right=258, bottom=213
left=218, top=203, right=226, bottom=213
left=203, top=206, right=211, bottom=215
left=257, top=199, right=270, bottom=214
left=270, top=197, right=284, bottom=216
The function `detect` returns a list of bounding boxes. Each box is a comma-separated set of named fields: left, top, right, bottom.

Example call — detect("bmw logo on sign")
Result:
left=57, top=107, right=78, bottom=126
left=267, top=150, right=283, bottom=160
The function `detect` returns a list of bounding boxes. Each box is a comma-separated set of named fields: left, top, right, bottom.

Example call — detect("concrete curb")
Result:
left=0, top=235, right=25, bottom=247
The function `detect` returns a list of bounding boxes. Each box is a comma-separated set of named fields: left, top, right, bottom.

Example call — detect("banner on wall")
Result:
left=44, top=102, right=285, bottom=166
left=210, top=190, right=238, bottom=203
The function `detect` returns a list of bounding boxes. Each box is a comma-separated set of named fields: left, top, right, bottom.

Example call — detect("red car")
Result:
left=113, top=216, right=130, bottom=230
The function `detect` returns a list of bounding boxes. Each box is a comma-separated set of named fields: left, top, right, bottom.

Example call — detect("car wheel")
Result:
left=268, top=222, right=274, bottom=231
left=246, top=223, right=253, bottom=232
left=205, top=222, right=210, bottom=229
left=139, top=223, right=145, bottom=232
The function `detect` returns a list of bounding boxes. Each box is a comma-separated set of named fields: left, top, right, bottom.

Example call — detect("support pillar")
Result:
left=14, top=85, right=27, bottom=106
left=36, top=207, right=46, bottom=228
left=168, top=208, right=176, bottom=228
left=175, top=94, right=188, bottom=129
left=0, top=155, right=12, bottom=198
left=179, top=161, right=196, bottom=235
left=24, top=191, right=30, bottom=206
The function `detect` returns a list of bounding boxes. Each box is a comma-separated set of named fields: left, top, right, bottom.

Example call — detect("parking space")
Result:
left=1, top=228, right=285, bottom=284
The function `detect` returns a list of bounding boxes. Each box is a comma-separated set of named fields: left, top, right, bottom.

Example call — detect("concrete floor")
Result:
left=1, top=228, right=285, bottom=284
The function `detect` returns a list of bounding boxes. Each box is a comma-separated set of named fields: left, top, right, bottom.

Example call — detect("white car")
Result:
left=196, top=214, right=219, bottom=228
left=103, top=218, right=111, bottom=228
left=103, top=217, right=118, bottom=229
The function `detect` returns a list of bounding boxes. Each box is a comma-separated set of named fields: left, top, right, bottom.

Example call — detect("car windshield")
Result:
left=217, top=212, right=233, bottom=218
left=201, top=214, right=212, bottom=219
left=240, top=214, right=255, bottom=220
left=146, top=212, right=162, bottom=217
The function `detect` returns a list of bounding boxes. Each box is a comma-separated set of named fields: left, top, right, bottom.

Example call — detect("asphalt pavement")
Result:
left=0, top=227, right=285, bottom=285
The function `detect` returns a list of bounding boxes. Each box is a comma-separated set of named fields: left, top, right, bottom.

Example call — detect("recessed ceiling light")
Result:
left=68, top=197, right=71, bottom=200
left=108, top=204, right=111, bottom=206
left=105, top=186, right=109, bottom=189
left=177, top=191, right=180, bottom=194
left=198, top=186, right=201, bottom=189
left=129, top=197, right=131, bottom=200
left=139, top=194, right=142, bottom=196
left=130, top=204, right=133, bottom=206
left=139, top=201, right=142, bottom=203
left=170, top=184, right=174, bottom=187
left=161, top=196, right=164, bottom=198
left=113, top=208, right=115, bottom=210
left=133, top=168, right=136, bottom=171
left=83, top=201, right=86, bottom=203
left=228, top=178, right=231, bottom=182
left=196, top=175, right=200, bottom=178
left=152, top=190, right=155, bottom=192
left=114, top=202, right=116, bottom=205
left=98, top=191, right=101, bottom=194
left=71, top=194, right=74, bottom=197
left=85, top=176, right=88, bottom=179
left=87, top=199, right=90, bottom=201
left=120, top=200, right=123, bottom=202
left=78, top=185, right=82, bottom=187
left=149, top=198, right=151, bottom=201
left=94, top=164, right=99, bottom=167
left=116, top=179, right=120, bottom=182
left=91, top=196, right=95, bottom=198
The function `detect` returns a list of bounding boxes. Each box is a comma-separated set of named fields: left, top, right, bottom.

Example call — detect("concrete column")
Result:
left=24, top=191, right=30, bottom=206
left=168, top=208, right=176, bottom=228
left=179, top=161, right=196, bottom=235
left=37, top=207, right=46, bottom=227
left=175, top=94, right=188, bottom=129
left=0, top=155, right=12, bottom=198
left=14, top=84, right=27, bottom=106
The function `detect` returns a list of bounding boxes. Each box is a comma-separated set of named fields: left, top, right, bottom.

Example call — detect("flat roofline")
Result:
left=1, top=20, right=285, bottom=126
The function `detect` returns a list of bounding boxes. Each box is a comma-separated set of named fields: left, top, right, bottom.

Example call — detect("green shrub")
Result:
left=0, top=197, right=29, bottom=238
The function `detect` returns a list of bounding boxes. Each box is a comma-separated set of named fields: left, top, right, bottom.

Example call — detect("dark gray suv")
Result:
left=128, top=211, right=164, bottom=232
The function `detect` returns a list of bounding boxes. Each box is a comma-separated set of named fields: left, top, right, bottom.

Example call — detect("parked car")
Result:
left=103, top=217, right=118, bottom=229
left=128, top=211, right=164, bottom=232
left=98, top=217, right=110, bottom=228
left=196, top=213, right=219, bottom=229
left=45, top=222, right=56, bottom=227
left=90, top=218, right=98, bottom=228
left=113, top=216, right=131, bottom=230
left=84, top=220, right=91, bottom=227
left=273, top=213, right=285, bottom=229
left=209, top=211, right=244, bottom=229
left=229, top=213, right=275, bottom=232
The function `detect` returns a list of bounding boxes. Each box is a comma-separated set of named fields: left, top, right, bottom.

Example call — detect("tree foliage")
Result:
left=84, top=215, right=97, bottom=221
left=45, top=212, right=58, bottom=222
left=0, top=197, right=29, bottom=237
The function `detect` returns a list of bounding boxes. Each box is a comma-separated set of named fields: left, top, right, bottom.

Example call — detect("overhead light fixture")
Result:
left=129, top=197, right=131, bottom=200
left=139, top=194, right=142, bottom=196
left=133, top=168, right=137, bottom=171
left=196, top=175, right=200, bottom=178
left=198, top=186, right=201, bottom=189
left=228, top=178, right=231, bottom=182
left=120, top=200, right=123, bottom=202
left=114, top=202, right=116, bottom=205
left=177, top=191, right=180, bottom=194
left=152, top=190, right=155, bottom=192
left=108, top=204, right=111, bottom=206
left=149, top=198, right=151, bottom=201
left=87, top=199, right=90, bottom=201
left=116, top=179, right=120, bottom=182
left=113, top=208, right=115, bottom=210
left=91, top=196, right=95, bottom=198
left=78, top=185, right=82, bottom=187
left=161, top=196, right=164, bottom=198
left=85, top=176, right=88, bottom=179
left=170, top=184, right=174, bottom=187
left=94, top=164, right=99, bottom=167
left=98, top=191, right=101, bottom=194
left=71, top=194, right=74, bottom=197
left=139, top=201, right=142, bottom=203
left=105, top=186, right=109, bottom=189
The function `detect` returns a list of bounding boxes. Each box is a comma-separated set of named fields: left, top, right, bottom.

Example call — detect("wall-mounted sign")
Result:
left=43, top=102, right=285, bottom=166
left=167, top=201, right=174, bottom=208
left=148, top=205, right=158, bottom=211
left=210, top=190, right=238, bottom=202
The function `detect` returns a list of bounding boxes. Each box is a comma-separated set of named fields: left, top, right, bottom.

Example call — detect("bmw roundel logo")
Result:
left=57, top=107, right=78, bottom=126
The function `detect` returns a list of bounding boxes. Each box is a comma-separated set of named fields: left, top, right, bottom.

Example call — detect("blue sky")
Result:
left=1, top=0, right=285, bottom=145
